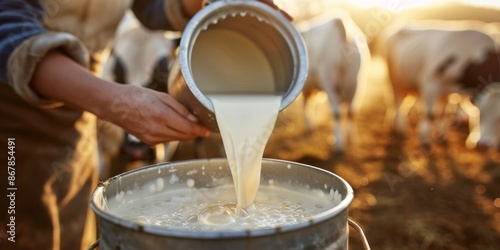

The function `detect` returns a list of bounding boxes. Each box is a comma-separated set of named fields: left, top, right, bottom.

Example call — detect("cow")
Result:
left=98, top=12, right=180, bottom=180
left=297, top=12, right=370, bottom=153
left=380, top=22, right=500, bottom=149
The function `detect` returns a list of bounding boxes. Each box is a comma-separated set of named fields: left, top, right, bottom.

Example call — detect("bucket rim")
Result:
left=178, top=0, right=308, bottom=113
left=90, top=158, right=354, bottom=239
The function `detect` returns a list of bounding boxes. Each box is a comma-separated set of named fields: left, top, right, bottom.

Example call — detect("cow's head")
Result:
left=458, top=50, right=500, bottom=103
left=111, top=53, right=173, bottom=93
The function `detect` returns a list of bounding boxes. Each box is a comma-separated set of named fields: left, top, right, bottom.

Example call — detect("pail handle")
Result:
left=87, top=239, right=99, bottom=250
left=348, top=218, right=371, bottom=250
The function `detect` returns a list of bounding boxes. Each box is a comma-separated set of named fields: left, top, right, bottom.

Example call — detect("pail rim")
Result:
left=90, top=158, right=354, bottom=239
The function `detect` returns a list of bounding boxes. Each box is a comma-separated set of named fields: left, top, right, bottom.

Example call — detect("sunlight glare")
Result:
left=343, top=0, right=500, bottom=10
left=342, top=0, right=441, bottom=11
left=460, top=0, right=500, bottom=8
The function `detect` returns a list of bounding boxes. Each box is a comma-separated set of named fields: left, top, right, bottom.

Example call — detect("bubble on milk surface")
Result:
left=169, top=174, right=179, bottom=184
left=187, top=179, right=195, bottom=188
left=147, top=178, right=165, bottom=194
left=187, top=169, right=198, bottom=176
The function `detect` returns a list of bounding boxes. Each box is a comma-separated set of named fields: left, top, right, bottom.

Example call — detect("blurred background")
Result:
left=272, top=1, right=500, bottom=249
left=105, top=1, right=500, bottom=249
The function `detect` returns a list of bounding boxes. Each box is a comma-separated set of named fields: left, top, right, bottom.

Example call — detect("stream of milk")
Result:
left=191, top=28, right=282, bottom=210
left=209, top=95, right=281, bottom=209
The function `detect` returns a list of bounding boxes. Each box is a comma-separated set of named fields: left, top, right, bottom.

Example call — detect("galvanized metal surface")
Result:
left=91, top=159, right=354, bottom=250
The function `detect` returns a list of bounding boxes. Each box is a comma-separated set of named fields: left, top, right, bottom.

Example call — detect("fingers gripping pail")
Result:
left=168, top=0, right=308, bottom=131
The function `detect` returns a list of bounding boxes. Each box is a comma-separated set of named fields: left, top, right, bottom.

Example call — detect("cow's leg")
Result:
left=393, top=95, right=414, bottom=135
left=420, top=81, right=441, bottom=147
left=330, top=92, right=343, bottom=152
left=319, top=70, right=343, bottom=152
left=435, top=96, right=449, bottom=143
left=302, top=90, right=315, bottom=133
left=464, top=99, right=482, bottom=149
left=445, top=93, right=464, bottom=127
left=465, top=116, right=481, bottom=149
left=343, top=73, right=358, bottom=150
left=345, top=100, right=354, bottom=148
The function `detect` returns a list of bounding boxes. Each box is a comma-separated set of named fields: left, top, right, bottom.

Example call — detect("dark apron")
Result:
left=0, top=83, right=98, bottom=250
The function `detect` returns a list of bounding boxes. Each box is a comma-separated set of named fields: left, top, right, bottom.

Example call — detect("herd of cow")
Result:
left=97, top=10, right=500, bottom=178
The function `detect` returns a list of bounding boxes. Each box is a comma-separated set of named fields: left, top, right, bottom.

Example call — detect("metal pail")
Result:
left=90, top=159, right=368, bottom=249
left=168, top=0, right=308, bottom=131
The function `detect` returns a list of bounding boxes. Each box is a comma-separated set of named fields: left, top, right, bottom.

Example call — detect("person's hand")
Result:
left=105, top=84, right=211, bottom=145
left=31, top=51, right=211, bottom=146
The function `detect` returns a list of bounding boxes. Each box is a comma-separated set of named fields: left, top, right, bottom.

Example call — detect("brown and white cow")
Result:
left=297, top=12, right=370, bottom=152
left=381, top=22, right=500, bottom=149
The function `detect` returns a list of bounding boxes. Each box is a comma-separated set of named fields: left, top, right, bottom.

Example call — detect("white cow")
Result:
left=98, top=13, right=180, bottom=179
left=298, top=13, right=370, bottom=152
left=381, top=22, right=500, bottom=149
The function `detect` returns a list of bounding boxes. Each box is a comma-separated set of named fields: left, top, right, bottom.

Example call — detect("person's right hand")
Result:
left=31, top=51, right=210, bottom=147
left=104, top=84, right=211, bottom=145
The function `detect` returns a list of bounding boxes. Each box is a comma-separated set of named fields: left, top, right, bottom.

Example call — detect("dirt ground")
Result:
left=170, top=57, right=500, bottom=250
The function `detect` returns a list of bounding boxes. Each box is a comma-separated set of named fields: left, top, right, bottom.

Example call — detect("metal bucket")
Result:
left=168, top=0, right=308, bottom=131
left=90, top=159, right=370, bottom=250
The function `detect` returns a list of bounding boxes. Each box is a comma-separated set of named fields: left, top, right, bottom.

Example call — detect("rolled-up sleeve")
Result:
left=0, top=0, right=89, bottom=108
left=132, top=0, right=190, bottom=31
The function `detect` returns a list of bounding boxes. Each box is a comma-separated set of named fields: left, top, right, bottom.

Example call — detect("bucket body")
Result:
left=168, top=0, right=308, bottom=131
left=91, top=159, right=354, bottom=250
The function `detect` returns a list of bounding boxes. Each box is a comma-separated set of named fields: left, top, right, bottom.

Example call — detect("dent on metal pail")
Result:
left=168, top=0, right=308, bottom=132
left=90, top=159, right=357, bottom=250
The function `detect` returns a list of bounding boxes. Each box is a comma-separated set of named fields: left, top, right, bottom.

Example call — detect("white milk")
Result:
left=108, top=182, right=341, bottom=231
left=209, top=95, right=281, bottom=209
left=191, top=29, right=275, bottom=94
left=191, top=27, right=283, bottom=209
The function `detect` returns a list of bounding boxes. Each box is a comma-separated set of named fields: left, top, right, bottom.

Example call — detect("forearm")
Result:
left=30, top=50, right=114, bottom=117
left=30, top=50, right=211, bottom=144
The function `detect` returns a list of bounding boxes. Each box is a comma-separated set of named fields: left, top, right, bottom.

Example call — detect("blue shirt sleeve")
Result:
left=132, top=0, right=169, bottom=30
left=132, top=0, right=187, bottom=31
left=0, top=0, right=46, bottom=84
